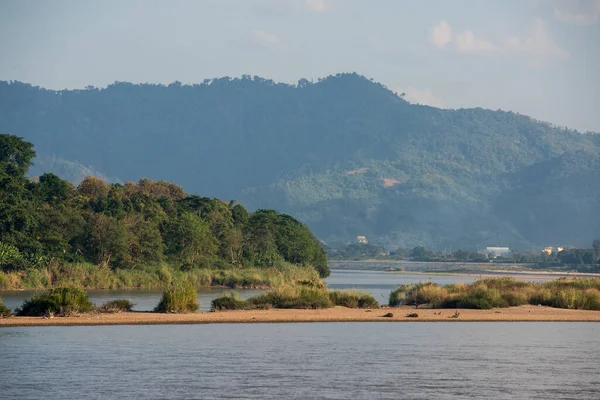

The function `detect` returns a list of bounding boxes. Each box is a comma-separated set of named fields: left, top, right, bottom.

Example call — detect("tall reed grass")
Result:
left=211, top=287, right=379, bottom=311
left=154, top=283, right=199, bottom=313
left=0, top=261, right=319, bottom=290
left=388, top=278, right=600, bottom=310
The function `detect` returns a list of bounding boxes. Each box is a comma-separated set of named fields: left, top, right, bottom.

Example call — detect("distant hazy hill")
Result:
left=1, top=74, right=598, bottom=249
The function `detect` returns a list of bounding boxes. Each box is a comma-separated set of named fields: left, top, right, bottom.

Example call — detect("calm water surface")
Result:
left=0, top=322, right=598, bottom=399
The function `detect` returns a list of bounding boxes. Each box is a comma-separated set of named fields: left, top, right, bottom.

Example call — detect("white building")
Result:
left=485, top=247, right=511, bottom=258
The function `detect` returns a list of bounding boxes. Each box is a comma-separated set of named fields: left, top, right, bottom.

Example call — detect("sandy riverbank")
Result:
left=2, top=305, right=600, bottom=327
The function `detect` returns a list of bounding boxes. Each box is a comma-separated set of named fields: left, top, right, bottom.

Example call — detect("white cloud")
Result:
left=430, top=21, right=494, bottom=55
left=430, top=20, right=453, bottom=48
left=503, top=18, right=569, bottom=65
left=455, top=31, right=495, bottom=55
left=397, top=87, right=446, bottom=108
left=554, top=0, right=600, bottom=25
left=429, top=19, right=568, bottom=66
left=252, top=29, right=281, bottom=48
left=303, top=0, right=333, bottom=13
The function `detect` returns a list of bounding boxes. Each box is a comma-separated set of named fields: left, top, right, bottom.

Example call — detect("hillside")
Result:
left=1, top=73, right=598, bottom=249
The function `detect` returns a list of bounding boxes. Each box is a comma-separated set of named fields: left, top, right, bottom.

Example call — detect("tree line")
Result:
left=0, top=134, right=329, bottom=277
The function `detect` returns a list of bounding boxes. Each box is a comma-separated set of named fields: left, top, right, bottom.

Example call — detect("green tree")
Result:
left=85, top=213, right=131, bottom=267
left=0, top=134, right=39, bottom=250
left=166, top=212, right=217, bottom=265
left=593, top=239, right=600, bottom=262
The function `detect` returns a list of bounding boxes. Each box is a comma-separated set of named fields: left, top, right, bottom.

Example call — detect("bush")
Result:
left=247, top=286, right=332, bottom=309
left=329, top=290, right=379, bottom=309
left=16, top=287, right=94, bottom=316
left=99, top=299, right=135, bottom=313
left=410, top=283, right=446, bottom=308
left=454, top=286, right=508, bottom=309
left=388, top=282, right=445, bottom=308
left=211, top=291, right=252, bottom=311
left=389, top=285, right=412, bottom=307
left=0, top=298, right=11, bottom=318
left=154, top=283, right=199, bottom=313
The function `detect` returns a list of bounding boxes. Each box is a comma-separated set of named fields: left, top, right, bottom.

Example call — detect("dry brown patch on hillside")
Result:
left=382, top=178, right=401, bottom=188
left=346, top=168, right=369, bottom=175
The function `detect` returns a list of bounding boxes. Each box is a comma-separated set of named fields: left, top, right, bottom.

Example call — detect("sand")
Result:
left=2, top=305, right=600, bottom=327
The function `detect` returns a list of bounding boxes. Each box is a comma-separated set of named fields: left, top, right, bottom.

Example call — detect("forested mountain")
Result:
left=1, top=73, right=598, bottom=249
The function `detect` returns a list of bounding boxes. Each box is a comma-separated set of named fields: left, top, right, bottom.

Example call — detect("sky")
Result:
left=1, top=0, right=599, bottom=132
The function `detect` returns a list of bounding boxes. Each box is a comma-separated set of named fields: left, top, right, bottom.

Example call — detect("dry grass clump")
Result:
left=388, top=278, right=600, bottom=310
left=388, top=282, right=446, bottom=308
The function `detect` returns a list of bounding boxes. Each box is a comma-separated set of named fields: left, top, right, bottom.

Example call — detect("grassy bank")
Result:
left=389, top=278, right=600, bottom=310
left=0, top=261, right=321, bottom=291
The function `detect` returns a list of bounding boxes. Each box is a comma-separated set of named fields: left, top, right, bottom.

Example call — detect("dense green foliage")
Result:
left=0, top=135, right=329, bottom=282
left=2, top=74, right=598, bottom=249
left=388, top=278, right=600, bottom=310
left=16, top=287, right=94, bottom=316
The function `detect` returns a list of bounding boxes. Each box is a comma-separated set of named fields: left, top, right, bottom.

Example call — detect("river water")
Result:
left=0, top=270, right=548, bottom=312
left=1, top=322, right=598, bottom=399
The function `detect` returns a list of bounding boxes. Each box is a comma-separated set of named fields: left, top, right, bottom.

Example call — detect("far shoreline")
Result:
left=2, top=306, right=600, bottom=327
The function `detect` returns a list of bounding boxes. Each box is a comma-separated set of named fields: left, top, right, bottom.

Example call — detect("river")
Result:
left=1, top=322, right=598, bottom=399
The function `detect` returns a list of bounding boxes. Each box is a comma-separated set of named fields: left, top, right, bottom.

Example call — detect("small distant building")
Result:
left=485, top=247, right=511, bottom=258
left=356, top=236, right=368, bottom=244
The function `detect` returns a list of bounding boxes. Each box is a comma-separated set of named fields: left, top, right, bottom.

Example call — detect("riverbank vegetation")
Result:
left=154, top=283, right=199, bottom=313
left=16, top=287, right=94, bottom=316
left=389, top=278, right=600, bottom=310
left=211, top=286, right=379, bottom=311
left=0, top=298, right=10, bottom=318
left=0, top=135, right=329, bottom=291
left=0, top=260, right=321, bottom=290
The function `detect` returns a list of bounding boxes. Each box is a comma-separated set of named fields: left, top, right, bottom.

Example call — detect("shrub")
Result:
left=410, top=283, right=446, bottom=308
left=16, top=287, right=94, bottom=316
left=99, top=299, right=135, bottom=313
left=0, top=298, right=11, bottom=318
left=247, top=286, right=332, bottom=309
left=211, top=291, right=251, bottom=311
left=455, top=286, right=508, bottom=309
left=389, top=285, right=412, bottom=307
left=329, top=290, right=380, bottom=309
left=500, top=289, right=532, bottom=306
left=154, top=283, right=199, bottom=313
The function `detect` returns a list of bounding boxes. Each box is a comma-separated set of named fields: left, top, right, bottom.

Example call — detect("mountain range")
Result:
left=1, top=73, right=598, bottom=250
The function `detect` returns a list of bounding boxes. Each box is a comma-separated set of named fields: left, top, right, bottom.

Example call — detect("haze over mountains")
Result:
left=1, top=73, right=598, bottom=250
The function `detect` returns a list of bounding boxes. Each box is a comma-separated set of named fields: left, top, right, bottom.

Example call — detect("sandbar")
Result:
left=1, top=305, right=600, bottom=327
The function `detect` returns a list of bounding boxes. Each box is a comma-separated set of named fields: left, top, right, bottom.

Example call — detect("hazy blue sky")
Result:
left=1, top=0, right=599, bottom=131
